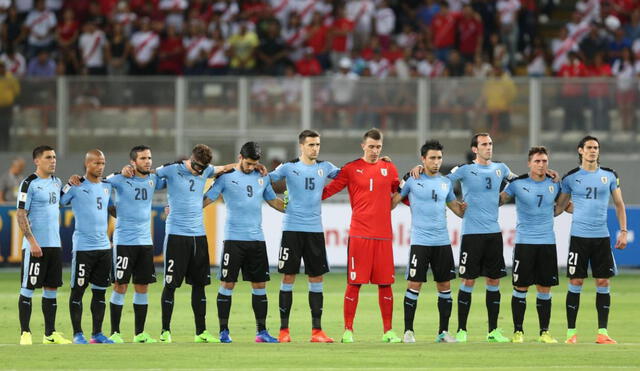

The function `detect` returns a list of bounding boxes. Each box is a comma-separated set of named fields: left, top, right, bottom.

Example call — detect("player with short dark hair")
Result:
left=322, top=128, right=403, bottom=343
left=392, top=140, right=465, bottom=343
left=556, top=136, right=627, bottom=344
left=16, top=146, right=71, bottom=345
left=269, top=130, right=340, bottom=343
left=61, top=149, right=115, bottom=344
left=500, top=146, right=565, bottom=344
left=204, top=141, right=285, bottom=343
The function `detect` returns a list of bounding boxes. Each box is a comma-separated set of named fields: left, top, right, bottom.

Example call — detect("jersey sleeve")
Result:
left=561, top=174, right=572, bottom=195
left=503, top=181, right=516, bottom=197
left=447, top=164, right=465, bottom=182
left=268, top=163, right=287, bottom=182
left=205, top=165, right=216, bottom=179
left=205, top=176, right=224, bottom=201
left=155, top=175, right=167, bottom=190
left=155, top=164, right=172, bottom=179
left=263, top=180, right=277, bottom=201
left=445, top=180, right=456, bottom=202
left=322, top=164, right=349, bottom=200
left=399, top=177, right=411, bottom=198
left=17, top=179, right=32, bottom=210
left=610, top=172, right=619, bottom=192
left=326, top=161, right=340, bottom=179
left=390, top=164, right=400, bottom=192
left=104, top=173, right=120, bottom=188
left=502, top=163, right=514, bottom=181
left=60, top=183, right=75, bottom=205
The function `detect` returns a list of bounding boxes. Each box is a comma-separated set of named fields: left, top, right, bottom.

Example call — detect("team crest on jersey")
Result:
left=116, top=270, right=124, bottom=280
left=381, top=168, right=388, bottom=176
left=104, top=188, right=109, bottom=195
left=77, top=278, right=85, bottom=286
left=278, top=261, right=284, bottom=269
left=496, top=169, right=502, bottom=177
left=30, top=276, right=37, bottom=285
left=318, top=169, right=324, bottom=177
left=569, top=267, right=575, bottom=275
left=601, top=177, right=608, bottom=184
left=165, top=275, right=172, bottom=284
left=549, top=185, right=554, bottom=193
left=258, top=178, right=264, bottom=186
left=149, top=180, right=154, bottom=186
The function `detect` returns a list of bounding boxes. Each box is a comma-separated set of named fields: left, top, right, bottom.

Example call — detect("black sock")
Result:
left=309, top=291, right=323, bottom=330
left=18, top=295, right=32, bottom=333
left=438, top=291, right=452, bottom=334
left=217, top=292, right=232, bottom=332
left=279, top=290, right=292, bottom=330
left=69, top=287, right=85, bottom=334
left=110, top=302, right=123, bottom=334
left=486, top=289, right=501, bottom=332
left=536, top=297, right=551, bottom=334
left=133, top=304, right=147, bottom=335
left=42, top=297, right=57, bottom=336
left=403, top=289, right=419, bottom=332
left=161, top=286, right=175, bottom=332
left=191, top=285, right=206, bottom=334
left=566, top=291, right=580, bottom=329
left=91, top=289, right=106, bottom=335
left=252, top=293, right=268, bottom=332
left=596, top=292, right=610, bottom=329
left=457, top=290, right=472, bottom=331
left=511, top=290, right=527, bottom=332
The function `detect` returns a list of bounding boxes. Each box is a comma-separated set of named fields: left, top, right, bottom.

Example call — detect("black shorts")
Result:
left=163, top=234, right=211, bottom=288
left=20, top=248, right=63, bottom=290
left=567, top=236, right=616, bottom=279
left=406, top=245, right=456, bottom=283
left=220, top=240, right=270, bottom=283
left=278, top=231, right=329, bottom=276
left=113, top=245, right=157, bottom=285
left=71, top=249, right=112, bottom=289
left=512, top=244, right=559, bottom=287
left=458, top=233, right=506, bottom=279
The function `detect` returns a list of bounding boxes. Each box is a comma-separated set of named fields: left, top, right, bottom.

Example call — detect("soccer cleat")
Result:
left=90, top=332, right=115, bottom=344
left=195, top=330, right=220, bottom=343
left=565, top=329, right=577, bottom=344
left=596, top=334, right=617, bottom=344
left=219, top=330, right=232, bottom=343
left=109, top=332, right=124, bottom=344
left=278, top=328, right=291, bottom=343
left=435, top=331, right=457, bottom=343
left=487, top=328, right=510, bottom=343
left=381, top=330, right=402, bottom=343
left=310, top=329, right=334, bottom=343
left=511, top=331, right=524, bottom=343
left=43, top=332, right=72, bottom=344
left=538, top=331, right=558, bottom=344
left=133, top=332, right=158, bottom=343
left=455, top=329, right=467, bottom=343
left=159, top=330, right=172, bottom=343
left=403, top=330, right=416, bottom=343
left=255, top=330, right=279, bottom=343
left=72, top=333, right=89, bottom=344
left=341, top=329, right=354, bottom=343
left=20, top=331, right=32, bottom=345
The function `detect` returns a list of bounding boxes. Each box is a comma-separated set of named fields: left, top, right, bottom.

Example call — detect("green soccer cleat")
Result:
left=538, top=331, right=558, bottom=344
left=512, top=331, right=524, bottom=343
left=43, top=332, right=72, bottom=344
left=382, top=330, right=402, bottom=343
left=133, top=332, right=158, bottom=343
left=109, top=332, right=125, bottom=344
left=20, top=331, right=32, bottom=345
left=341, top=329, right=354, bottom=343
left=455, top=329, right=467, bottom=343
left=487, top=328, right=510, bottom=343
left=195, top=330, right=221, bottom=343
left=159, top=330, right=172, bottom=343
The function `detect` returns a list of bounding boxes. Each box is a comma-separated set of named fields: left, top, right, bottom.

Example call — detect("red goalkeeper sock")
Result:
left=378, top=285, right=393, bottom=332
left=343, top=284, right=361, bottom=330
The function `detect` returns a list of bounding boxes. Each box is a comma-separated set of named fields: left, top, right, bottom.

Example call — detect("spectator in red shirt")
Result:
left=329, top=6, right=355, bottom=72
left=57, top=8, right=80, bottom=52
left=457, top=4, right=483, bottom=63
left=295, top=47, right=323, bottom=76
left=558, top=51, right=587, bottom=131
left=587, top=52, right=613, bottom=131
left=305, top=12, right=331, bottom=70
left=157, top=24, right=184, bottom=75
left=382, top=39, right=405, bottom=64
left=430, top=1, right=457, bottom=62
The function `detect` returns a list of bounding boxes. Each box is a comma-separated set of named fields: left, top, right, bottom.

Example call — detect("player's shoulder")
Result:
left=511, top=173, right=529, bottom=183
left=600, top=166, right=619, bottom=179
left=216, top=168, right=236, bottom=179
left=561, top=167, right=580, bottom=180
left=19, top=173, right=38, bottom=191
left=450, top=162, right=471, bottom=174
left=158, top=161, right=182, bottom=170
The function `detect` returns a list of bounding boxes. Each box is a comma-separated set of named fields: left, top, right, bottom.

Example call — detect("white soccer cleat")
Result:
left=403, top=330, right=416, bottom=343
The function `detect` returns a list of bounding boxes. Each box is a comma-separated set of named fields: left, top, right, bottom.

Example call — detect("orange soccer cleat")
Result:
left=278, top=328, right=291, bottom=343
left=310, top=329, right=334, bottom=343
left=596, top=334, right=617, bottom=344
left=565, top=334, right=578, bottom=344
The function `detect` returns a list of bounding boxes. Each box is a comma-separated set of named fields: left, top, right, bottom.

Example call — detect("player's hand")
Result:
left=459, top=201, right=468, bottom=215
left=164, top=205, right=170, bottom=216
left=256, top=163, right=268, bottom=176
left=565, top=201, right=574, bottom=213
left=121, top=165, right=135, bottom=178
left=380, top=155, right=392, bottom=162
left=410, top=165, right=423, bottom=179
left=68, top=174, right=82, bottom=186
left=547, top=169, right=560, bottom=183
left=30, top=242, right=43, bottom=258
left=615, top=231, right=628, bottom=250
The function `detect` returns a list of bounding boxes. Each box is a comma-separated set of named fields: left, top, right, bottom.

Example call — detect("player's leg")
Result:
left=41, top=248, right=69, bottom=344
left=535, top=244, right=559, bottom=343
left=565, top=236, right=589, bottom=344
left=277, top=231, right=302, bottom=341
left=372, top=240, right=399, bottom=343
left=432, top=245, right=456, bottom=343
left=18, top=249, right=38, bottom=344
left=69, top=250, right=91, bottom=344
left=592, top=237, right=617, bottom=344
left=89, top=250, right=113, bottom=343
left=303, top=232, right=331, bottom=342
left=456, top=234, right=481, bottom=341
left=246, top=241, right=277, bottom=343
left=343, top=238, right=372, bottom=342
left=279, top=273, right=296, bottom=342
left=217, top=240, right=243, bottom=343
left=109, top=245, right=131, bottom=342
left=187, top=235, right=215, bottom=342
left=403, top=245, right=427, bottom=342
left=511, top=244, right=535, bottom=342
left=484, top=233, right=508, bottom=342
left=131, top=245, right=157, bottom=343
left=160, top=235, right=188, bottom=342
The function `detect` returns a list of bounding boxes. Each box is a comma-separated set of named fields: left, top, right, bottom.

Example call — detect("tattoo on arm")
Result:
left=17, top=209, right=34, bottom=239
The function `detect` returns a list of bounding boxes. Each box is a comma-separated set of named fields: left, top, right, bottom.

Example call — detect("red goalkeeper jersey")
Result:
left=322, top=158, right=399, bottom=240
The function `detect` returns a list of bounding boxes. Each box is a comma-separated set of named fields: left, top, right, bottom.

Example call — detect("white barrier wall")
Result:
left=214, top=204, right=574, bottom=269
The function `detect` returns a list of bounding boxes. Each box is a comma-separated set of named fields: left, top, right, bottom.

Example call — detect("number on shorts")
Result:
left=167, top=259, right=175, bottom=273
left=29, top=262, right=40, bottom=276
left=222, top=253, right=230, bottom=266
left=460, top=252, right=468, bottom=265
left=78, top=263, right=86, bottom=277
left=116, top=256, right=129, bottom=270
left=281, top=247, right=289, bottom=261
left=513, top=259, right=520, bottom=272
left=568, top=252, right=578, bottom=266
left=410, top=254, right=418, bottom=267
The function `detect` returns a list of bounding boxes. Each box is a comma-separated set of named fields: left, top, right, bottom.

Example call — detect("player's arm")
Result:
left=322, top=165, right=348, bottom=200
left=555, top=192, right=571, bottom=213
left=447, top=200, right=466, bottom=218
left=499, top=191, right=512, bottom=206
left=266, top=197, right=285, bottom=212
left=108, top=205, right=117, bottom=218
left=203, top=176, right=224, bottom=208
left=68, top=174, right=84, bottom=186
left=391, top=192, right=405, bottom=209
left=611, top=188, right=628, bottom=250
left=263, top=181, right=284, bottom=212
left=17, top=181, right=41, bottom=257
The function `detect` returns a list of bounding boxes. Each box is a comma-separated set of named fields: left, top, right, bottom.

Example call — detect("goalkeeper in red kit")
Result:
left=322, top=128, right=402, bottom=343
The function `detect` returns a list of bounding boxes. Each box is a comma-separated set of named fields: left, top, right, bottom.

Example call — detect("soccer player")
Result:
left=392, top=140, right=465, bottom=343
left=204, top=142, right=285, bottom=343
left=16, top=146, right=71, bottom=345
left=499, top=146, right=565, bottom=344
left=61, top=149, right=114, bottom=344
left=268, top=130, right=339, bottom=343
left=322, top=128, right=402, bottom=343
left=105, top=145, right=166, bottom=343
left=556, top=136, right=627, bottom=344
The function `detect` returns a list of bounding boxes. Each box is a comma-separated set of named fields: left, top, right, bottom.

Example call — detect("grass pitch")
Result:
left=0, top=270, right=638, bottom=370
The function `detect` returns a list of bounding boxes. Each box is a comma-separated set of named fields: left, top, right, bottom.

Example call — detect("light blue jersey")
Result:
left=105, top=173, right=166, bottom=246
left=60, top=179, right=112, bottom=251
left=17, top=174, right=62, bottom=249
left=561, top=167, right=619, bottom=238
left=269, top=159, right=339, bottom=232
left=205, top=169, right=276, bottom=241
left=447, top=161, right=511, bottom=235
left=400, top=173, right=455, bottom=246
left=156, top=162, right=216, bottom=236
left=504, top=175, right=560, bottom=244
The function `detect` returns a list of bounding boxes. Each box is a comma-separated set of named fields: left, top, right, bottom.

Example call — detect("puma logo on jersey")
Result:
left=416, top=183, right=423, bottom=188
left=470, top=171, right=478, bottom=176
left=522, top=187, right=530, bottom=192
left=231, top=181, right=239, bottom=185
left=575, top=179, right=582, bottom=184
left=356, top=169, right=364, bottom=174
left=292, top=170, right=300, bottom=176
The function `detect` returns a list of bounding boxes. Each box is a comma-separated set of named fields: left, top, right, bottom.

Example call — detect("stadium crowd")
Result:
left=0, top=0, right=638, bottom=79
